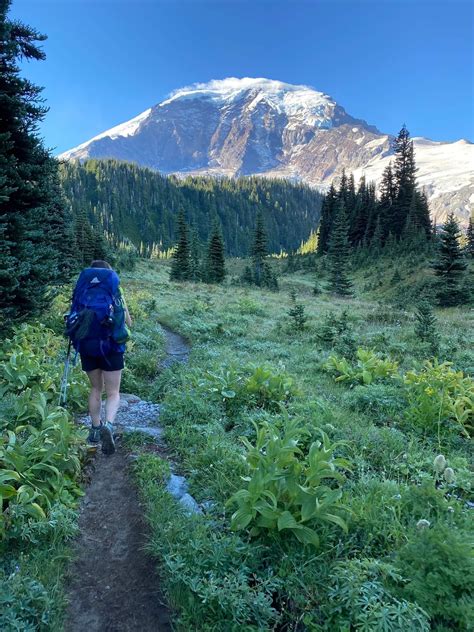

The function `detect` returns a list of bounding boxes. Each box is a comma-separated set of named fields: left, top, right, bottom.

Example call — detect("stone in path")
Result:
left=65, top=448, right=171, bottom=632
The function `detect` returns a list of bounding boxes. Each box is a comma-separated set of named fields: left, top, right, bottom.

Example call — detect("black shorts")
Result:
left=80, top=352, right=125, bottom=372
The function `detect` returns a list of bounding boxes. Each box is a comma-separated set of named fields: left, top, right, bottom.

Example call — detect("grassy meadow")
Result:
left=120, top=255, right=473, bottom=631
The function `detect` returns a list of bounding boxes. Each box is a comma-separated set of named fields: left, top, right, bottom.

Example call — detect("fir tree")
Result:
left=170, top=210, right=191, bottom=281
left=466, top=216, right=474, bottom=258
left=205, top=219, right=226, bottom=284
left=317, top=183, right=337, bottom=255
left=287, top=288, right=307, bottom=331
left=0, top=0, right=72, bottom=320
left=414, top=300, right=439, bottom=355
left=189, top=225, right=202, bottom=282
left=377, top=162, right=396, bottom=242
left=74, top=208, right=95, bottom=267
left=251, top=211, right=268, bottom=286
left=391, top=125, right=417, bottom=238
left=433, top=213, right=468, bottom=307
left=370, top=216, right=383, bottom=255
left=327, top=201, right=353, bottom=296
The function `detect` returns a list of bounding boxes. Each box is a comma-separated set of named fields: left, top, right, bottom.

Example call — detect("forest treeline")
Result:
left=59, top=160, right=323, bottom=258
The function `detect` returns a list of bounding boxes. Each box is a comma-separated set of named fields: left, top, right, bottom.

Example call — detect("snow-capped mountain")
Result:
left=59, top=78, right=473, bottom=224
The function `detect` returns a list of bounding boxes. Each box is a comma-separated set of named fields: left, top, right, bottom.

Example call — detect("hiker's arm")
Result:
left=125, top=304, right=132, bottom=328
left=120, top=290, right=132, bottom=327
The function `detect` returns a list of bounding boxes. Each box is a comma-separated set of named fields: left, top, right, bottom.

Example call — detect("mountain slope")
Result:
left=59, top=159, right=323, bottom=257
left=59, top=78, right=473, bottom=224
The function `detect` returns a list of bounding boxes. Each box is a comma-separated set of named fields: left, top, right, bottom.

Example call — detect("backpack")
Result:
left=66, top=268, right=130, bottom=357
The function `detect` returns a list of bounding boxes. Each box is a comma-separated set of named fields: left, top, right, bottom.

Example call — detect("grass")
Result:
left=121, top=256, right=473, bottom=630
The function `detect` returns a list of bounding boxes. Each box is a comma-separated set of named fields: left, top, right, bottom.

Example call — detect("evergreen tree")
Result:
left=287, top=288, right=307, bottom=331
left=391, top=125, right=417, bottom=238
left=466, top=216, right=474, bottom=258
left=189, top=225, right=202, bottom=282
left=74, top=208, right=95, bottom=267
left=317, top=183, right=337, bottom=255
left=370, top=216, right=383, bottom=255
left=205, top=219, right=226, bottom=284
left=327, top=201, right=353, bottom=296
left=415, top=300, right=439, bottom=355
left=433, top=213, right=468, bottom=307
left=251, top=211, right=268, bottom=286
left=0, top=0, right=72, bottom=320
left=170, top=210, right=191, bottom=281
left=377, top=162, right=396, bottom=241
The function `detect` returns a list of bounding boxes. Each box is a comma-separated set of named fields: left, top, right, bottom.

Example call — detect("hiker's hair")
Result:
left=90, top=260, right=112, bottom=269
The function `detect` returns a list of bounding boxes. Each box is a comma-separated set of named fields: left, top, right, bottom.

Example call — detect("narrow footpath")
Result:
left=65, top=325, right=190, bottom=632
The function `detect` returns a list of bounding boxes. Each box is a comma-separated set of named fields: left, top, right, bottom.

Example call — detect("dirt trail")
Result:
left=65, top=325, right=190, bottom=632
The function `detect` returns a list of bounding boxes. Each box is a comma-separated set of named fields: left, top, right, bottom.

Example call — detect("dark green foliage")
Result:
left=327, top=202, right=353, bottom=296
left=466, top=216, right=474, bottom=258
left=433, top=213, right=468, bottom=306
left=251, top=211, right=268, bottom=286
left=378, top=162, right=396, bottom=241
left=414, top=300, right=439, bottom=354
left=317, top=182, right=337, bottom=255
left=241, top=211, right=279, bottom=290
left=395, top=525, right=474, bottom=630
left=59, top=160, right=323, bottom=257
left=287, top=289, right=307, bottom=331
left=324, top=559, right=430, bottom=631
left=189, top=225, right=202, bottom=282
left=317, top=309, right=356, bottom=357
left=204, top=220, right=226, bottom=284
left=0, top=1, right=73, bottom=321
left=319, top=127, right=432, bottom=261
left=391, top=125, right=418, bottom=238
left=169, top=210, right=191, bottom=281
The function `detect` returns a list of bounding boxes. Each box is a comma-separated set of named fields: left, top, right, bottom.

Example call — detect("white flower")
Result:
left=416, top=519, right=431, bottom=530
left=443, top=467, right=455, bottom=484
left=433, top=454, right=446, bottom=473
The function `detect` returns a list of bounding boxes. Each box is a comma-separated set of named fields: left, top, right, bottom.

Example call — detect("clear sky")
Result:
left=10, top=0, right=474, bottom=154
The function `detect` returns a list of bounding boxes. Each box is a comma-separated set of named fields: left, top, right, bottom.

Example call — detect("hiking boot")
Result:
left=87, top=425, right=101, bottom=444
left=100, top=422, right=116, bottom=455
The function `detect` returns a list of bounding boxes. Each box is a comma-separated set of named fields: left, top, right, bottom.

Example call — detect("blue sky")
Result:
left=11, top=0, right=474, bottom=154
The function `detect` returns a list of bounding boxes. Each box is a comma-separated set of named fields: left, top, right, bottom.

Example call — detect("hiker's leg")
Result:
left=104, top=370, right=122, bottom=424
left=87, top=369, right=104, bottom=427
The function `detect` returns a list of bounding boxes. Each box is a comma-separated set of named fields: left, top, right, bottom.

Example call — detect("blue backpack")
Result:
left=66, top=268, right=129, bottom=357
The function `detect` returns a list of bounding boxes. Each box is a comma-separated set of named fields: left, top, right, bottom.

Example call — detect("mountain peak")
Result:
left=59, top=77, right=473, bottom=224
left=161, top=77, right=330, bottom=104
left=159, top=77, right=338, bottom=125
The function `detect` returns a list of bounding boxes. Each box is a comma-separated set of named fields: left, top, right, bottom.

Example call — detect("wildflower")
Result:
left=433, top=454, right=446, bottom=473
left=444, top=467, right=455, bottom=484
left=416, top=519, right=431, bottom=530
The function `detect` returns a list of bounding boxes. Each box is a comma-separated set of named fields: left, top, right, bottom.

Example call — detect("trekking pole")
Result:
left=59, top=339, right=72, bottom=407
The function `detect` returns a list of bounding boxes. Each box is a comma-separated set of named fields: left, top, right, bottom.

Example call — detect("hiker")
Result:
left=66, top=260, right=132, bottom=455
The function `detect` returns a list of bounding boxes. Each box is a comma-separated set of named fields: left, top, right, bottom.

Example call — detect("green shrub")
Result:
left=344, top=382, right=405, bottom=420
left=227, top=414, right=350, bottom=547
left=243, top=364, right=300, bottom=410
left=0, top=568, right=52, bottom=631
left=199, top=363, right=299, bottom=413
left=323, top=558, right=430, bottom=631
left=325, top=348, right=399, bottom=386
left=0, top=413, right=85, bottom=540
left=136, top=475, right=281, bottom=628
left=395, top=524, right=474, bottom=630
left=404, top=360, right=473, bottom=437
left=0, top=323, right=87, bottom=412
left=316, top=310, right=356, bottom=357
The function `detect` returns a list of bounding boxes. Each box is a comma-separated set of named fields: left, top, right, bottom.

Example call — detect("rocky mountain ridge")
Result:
left=60, top=78, right=473, bottom=224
